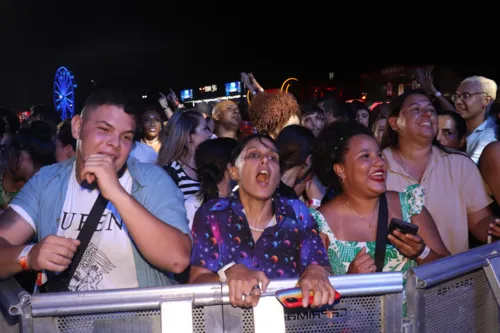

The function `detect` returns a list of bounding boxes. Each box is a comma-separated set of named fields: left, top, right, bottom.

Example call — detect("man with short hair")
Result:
left=212, top=100, right=241, bottom=139
left=454, top=76, right=498, bottom=163
left=0, top=90, right=192, bottom=291
left=300, top=104, right=325, bottom=137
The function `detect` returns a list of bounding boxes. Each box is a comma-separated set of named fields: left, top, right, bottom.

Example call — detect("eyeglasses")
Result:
left=451, top=92, right=487, bottom=103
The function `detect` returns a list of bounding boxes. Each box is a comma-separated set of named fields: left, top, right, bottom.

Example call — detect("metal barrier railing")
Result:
left=0, top=277, right=30, bottom=333
left=4, top=242, right=500, bottom=332
left=0, top=272, right=404, bottom=333
left=406, top=241, right=500, bottom=333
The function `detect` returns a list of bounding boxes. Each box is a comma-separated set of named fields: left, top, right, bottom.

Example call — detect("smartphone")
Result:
left=275, top=287, right=341, bottom=308
left=387, top=218, right=419, bottom=236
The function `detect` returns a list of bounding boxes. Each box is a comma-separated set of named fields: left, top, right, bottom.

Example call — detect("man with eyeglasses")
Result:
left=453, top=76, right=498, bottom=164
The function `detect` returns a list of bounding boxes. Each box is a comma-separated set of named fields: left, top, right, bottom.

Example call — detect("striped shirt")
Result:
left=163, top=160, right=200, bottom=201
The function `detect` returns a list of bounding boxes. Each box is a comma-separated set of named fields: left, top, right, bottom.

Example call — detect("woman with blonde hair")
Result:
left=158, top=110, right=213, bottom=200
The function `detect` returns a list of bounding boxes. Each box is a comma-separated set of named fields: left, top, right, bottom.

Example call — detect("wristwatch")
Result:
left=217, top=262, right=236, bottom=282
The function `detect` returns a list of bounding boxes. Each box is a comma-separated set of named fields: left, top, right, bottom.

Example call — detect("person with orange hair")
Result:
left=248, top=91, right=301, bottom=138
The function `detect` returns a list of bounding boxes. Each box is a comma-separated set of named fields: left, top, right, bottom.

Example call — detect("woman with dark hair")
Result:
left=436, top=110, right=466, bottom=150
left=0, top=120, right=56, bottom=210
left=189, top=134, right=336, bottom=309
left=55, top=119, right=77, bottom=162
left=348, top=101, right=370, bottom=128
left=381, top=89, right=498, bottom=254
left=312, top=121, right=448, bottom=271
left=275, top=125, right=315, bottom=198
left=275, top=124, right=326, bottom=210
left=184, top=137, right=237, bottom=228
left=158, top=110, right=214, bottom=200
left=139, top=106, right=164, bottom=153
left=311, top=121, right=448, bottom=313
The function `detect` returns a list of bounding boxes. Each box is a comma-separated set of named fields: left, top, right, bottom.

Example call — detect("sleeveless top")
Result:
left=311, top=184, right=425, bottom=315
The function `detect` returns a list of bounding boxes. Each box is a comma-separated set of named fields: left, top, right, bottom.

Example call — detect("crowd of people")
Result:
left=0, top=68, right=498, bottom=315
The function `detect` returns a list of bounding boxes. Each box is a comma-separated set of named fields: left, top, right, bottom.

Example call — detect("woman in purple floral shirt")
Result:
left=189, top=134, right=336, bottom=309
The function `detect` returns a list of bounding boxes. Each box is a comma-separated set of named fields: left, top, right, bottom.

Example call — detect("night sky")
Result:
left=0, top=1, right=497, bottom=111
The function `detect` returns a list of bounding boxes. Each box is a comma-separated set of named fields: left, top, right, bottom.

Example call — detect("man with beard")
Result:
left=300, top=104, right=325, bottom=137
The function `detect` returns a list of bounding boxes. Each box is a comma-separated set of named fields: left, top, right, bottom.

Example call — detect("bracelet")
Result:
left=309, top=199, right=321, bottom=208
left=217, top=262, right=236, bottom=282
left=18, top=244, right=35, bottom=270
left=434, top=91, right=442, bottom=98
left=417, top=245, right=431, bottom=261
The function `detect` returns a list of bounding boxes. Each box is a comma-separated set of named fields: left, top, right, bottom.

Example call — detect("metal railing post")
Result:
left=161, top=298, right=193, bottom=333
left=253, top=296, right=285, bottom=333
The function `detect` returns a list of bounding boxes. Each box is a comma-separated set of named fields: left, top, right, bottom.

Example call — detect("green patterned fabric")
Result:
left=312, top=186, right=425, bottom=316
left=399, top=184, right=425, bottom=222
left=312, top=210, right=416, bottom=277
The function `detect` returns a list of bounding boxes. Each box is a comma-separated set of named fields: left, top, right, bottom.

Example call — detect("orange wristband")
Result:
left=18, top=244, right=34, bottom=271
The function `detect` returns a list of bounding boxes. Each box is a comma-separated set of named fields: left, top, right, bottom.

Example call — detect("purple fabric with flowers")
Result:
left=190, top=192, right=329, bottom=278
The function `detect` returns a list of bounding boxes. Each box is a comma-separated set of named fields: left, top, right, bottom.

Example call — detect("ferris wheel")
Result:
left=53, top=66, right=76, bottom=120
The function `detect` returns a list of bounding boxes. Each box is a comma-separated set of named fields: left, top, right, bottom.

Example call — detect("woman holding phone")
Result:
left=311, top=121, right=449, bottom=278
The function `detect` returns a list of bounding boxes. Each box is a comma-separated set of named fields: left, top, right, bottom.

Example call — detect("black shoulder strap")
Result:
left=374, top=194, right=388, bottom=272
left=43, top=194, right=109, bottom=292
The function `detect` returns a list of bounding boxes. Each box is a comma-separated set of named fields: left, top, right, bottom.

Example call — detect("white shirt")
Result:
left=184, top=194, right=202, bottom=230
left=466, top=117, right=498, bottom=164
left=58, top=164, right=138, bottom=291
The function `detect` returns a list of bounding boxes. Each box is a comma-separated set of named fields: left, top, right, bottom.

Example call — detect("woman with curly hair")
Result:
left=248, top=91, right=301, bottom=138
left=310, top=121, right=448, bottom=315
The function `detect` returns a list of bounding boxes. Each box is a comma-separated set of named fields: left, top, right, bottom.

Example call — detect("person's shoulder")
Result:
left=128, top=158, right=175, bottom=186
left=35, top=158, right=74, bottom=183
left=285, top=198, right=309, bottom=210
left=482, top=141, right=500, bottom=156
left=480, top=141, right=500, bottom=165
left=435, top=146, right=474, bottom=165
left=196, top=197, right=230, bottom=215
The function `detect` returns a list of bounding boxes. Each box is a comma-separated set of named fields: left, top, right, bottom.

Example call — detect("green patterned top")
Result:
left=312, top=185, right=425, bottom=315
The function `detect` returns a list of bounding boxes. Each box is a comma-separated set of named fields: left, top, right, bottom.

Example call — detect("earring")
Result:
left=341, top=176, right=346, bottom=184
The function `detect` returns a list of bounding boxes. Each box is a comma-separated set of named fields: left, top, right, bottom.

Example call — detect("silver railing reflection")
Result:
left=406, top=241, right=500, bottom=333
left=1, top=272, right=404, bottom=333
left=5, top=242, right=500, bottom=333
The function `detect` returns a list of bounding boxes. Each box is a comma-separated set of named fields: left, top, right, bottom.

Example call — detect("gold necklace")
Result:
left=396, top=150, right=430, bottom=182
left=342, top=195, right=379, bottom=228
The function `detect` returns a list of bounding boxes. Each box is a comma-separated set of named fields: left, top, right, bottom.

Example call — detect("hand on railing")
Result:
left=297, top=264, right=337, bottom=308
left=225, top=264, right=270, bottom=308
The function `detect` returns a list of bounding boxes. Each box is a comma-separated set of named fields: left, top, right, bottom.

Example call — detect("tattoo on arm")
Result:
left=0, top=208, right=22, bottom=231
